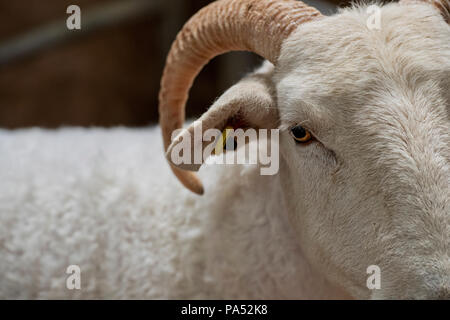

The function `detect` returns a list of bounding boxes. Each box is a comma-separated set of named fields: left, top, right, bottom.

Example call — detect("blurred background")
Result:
left=0, top=0, right=349, bottom=128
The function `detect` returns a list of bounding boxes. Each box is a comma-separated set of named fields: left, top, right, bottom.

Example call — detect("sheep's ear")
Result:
left=166, top=65, right=278, bottom=171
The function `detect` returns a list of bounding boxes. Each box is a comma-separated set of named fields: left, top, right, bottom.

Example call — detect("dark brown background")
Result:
left=0, top=0, right=348, bottom=128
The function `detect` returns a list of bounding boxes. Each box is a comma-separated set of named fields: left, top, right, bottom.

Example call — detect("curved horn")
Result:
left=159, top=0, right=322, bottom=195
left=400, top=0, right=450, bottom=23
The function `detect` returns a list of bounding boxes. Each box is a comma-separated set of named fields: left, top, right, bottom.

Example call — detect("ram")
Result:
left=0, top=0, right=449, bottom=299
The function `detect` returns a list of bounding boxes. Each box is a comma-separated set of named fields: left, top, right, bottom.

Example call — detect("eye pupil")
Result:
left=291, top=125, right=307, bottom=139
left=290, top=125, right=312, bottom=143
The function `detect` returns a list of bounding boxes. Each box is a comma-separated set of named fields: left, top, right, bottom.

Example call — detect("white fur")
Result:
left=0, top=2, right=449, bottom=299
left=0, top=128, right=345, bottom=299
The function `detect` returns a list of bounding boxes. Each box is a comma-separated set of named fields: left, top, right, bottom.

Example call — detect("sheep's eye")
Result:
left=290, top=125, right=312, bottom=143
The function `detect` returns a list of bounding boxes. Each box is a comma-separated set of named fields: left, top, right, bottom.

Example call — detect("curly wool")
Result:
left=0, top=127, right=344, bottom=299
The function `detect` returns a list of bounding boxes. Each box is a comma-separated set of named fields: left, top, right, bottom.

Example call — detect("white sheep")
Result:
left=0, top=0, right=449, bottom=299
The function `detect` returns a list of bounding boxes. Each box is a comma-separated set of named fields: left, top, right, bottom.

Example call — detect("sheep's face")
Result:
left=164, top=1, right=449, bottom=299
left=274, top=4, right=450, bottom=299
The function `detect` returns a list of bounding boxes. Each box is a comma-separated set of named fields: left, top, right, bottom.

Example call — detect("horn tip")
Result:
left=170, top=165, right=205, bottom=196
left=191, top=183, right=205, bottom=195
left=183, top=175, right=205, bottom=195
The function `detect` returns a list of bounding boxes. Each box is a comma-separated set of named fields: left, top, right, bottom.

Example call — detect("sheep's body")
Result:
left=0, top=128, right=346, bottom=299
left=1, top=1, right=449, bottom=300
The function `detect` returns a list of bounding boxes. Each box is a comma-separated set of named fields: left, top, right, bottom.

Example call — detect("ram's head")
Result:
left=159, top=0, right=450, bottom=299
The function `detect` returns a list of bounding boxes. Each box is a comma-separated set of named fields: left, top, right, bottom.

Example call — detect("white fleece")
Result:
left=0, top=127, right=344, bottom=299
left=2, top=1, right=448, bottom=300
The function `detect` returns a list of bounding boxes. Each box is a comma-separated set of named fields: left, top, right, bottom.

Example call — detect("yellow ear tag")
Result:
left=213, top=126, right=234, bottom=155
